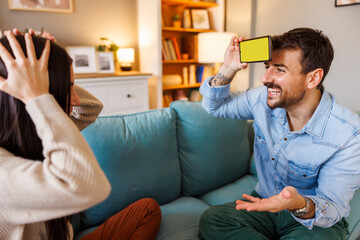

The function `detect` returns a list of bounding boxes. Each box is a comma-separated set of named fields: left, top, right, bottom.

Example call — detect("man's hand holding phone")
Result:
left=210, top=35, right=272, bottom=86
left=210, top=36, right=248, bottom=86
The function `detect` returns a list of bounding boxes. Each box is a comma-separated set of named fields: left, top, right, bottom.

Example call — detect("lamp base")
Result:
left=121, top=66, right=132, bottom=71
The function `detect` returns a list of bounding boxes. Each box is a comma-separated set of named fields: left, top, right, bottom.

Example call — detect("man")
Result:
left=198, top=28, right=360, bottom=239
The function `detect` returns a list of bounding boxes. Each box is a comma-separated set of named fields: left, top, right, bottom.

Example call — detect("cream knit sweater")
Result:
left=0, top=86, right=111, bottom=240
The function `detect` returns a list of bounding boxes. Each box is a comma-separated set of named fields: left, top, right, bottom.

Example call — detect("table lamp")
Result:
left=117, top=48, right=135, bottom=71
left=197, top=32, right=235, bottom=73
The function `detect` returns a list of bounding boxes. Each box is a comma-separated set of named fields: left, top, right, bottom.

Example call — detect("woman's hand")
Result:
left=0, top=31, right=51, bottom=104
left=12, top=28, right=56, bottom=42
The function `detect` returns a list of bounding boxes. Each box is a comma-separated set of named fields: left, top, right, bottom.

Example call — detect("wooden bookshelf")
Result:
left=163, top=59, right=197, bottom=64
left=137, top=0, right=224, bottom=108
left=162, top=27, right=216, bottom=33
left=163, top=83, right=202, bottom=90
left=162, top=0, right=218, bottom=8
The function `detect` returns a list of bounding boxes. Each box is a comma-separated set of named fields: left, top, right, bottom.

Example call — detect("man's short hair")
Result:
left=272, top=28, right=334, bottom=90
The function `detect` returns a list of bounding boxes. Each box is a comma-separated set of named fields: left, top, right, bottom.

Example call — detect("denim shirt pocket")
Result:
left=287, top=160, right=319, bottom=190
left=253, top=124, right=269, bottom=162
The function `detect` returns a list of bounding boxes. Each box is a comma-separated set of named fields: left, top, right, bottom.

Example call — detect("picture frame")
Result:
left=66, top=47, right=97, bottom=74
left=191, top=9, right=210, bottom=30
left=335, top=0, right=360, bottom=7
left=8, top=0, right=73, bottom=13
left=97, top=52, right=115, bottom=73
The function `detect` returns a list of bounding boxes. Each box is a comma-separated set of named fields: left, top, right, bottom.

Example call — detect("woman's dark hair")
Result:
left=0, top=35, right=72, bottom=240
left=272, top=28, right=334, bottom=91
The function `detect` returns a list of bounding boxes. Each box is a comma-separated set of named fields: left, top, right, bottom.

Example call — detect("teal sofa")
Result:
left=72, top=101, right=360, bottom=240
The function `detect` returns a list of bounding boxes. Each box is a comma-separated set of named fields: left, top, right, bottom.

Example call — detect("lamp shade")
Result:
left=117, top=48, right=135, bottom=63
left=198, top=32, right=235, bottom=63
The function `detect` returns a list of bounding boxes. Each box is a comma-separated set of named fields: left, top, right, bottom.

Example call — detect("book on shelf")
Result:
left=196, top=65, right=204, bottom=83
left=162, top=93, right=173, bottom=108
left=162, top=40, right=171, bottom=61
left=170, top=37, right=181, bottom=60
left=165, top=39, right=177, bottom=60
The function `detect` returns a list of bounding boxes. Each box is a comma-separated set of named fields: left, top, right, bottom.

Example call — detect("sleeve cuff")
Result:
left=25, top=94, right=64, bottom=119
left=199, top=76, right=231, bottom=101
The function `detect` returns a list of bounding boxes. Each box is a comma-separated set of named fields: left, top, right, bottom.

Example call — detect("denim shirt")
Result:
left=200, top=78, right=360, bottom=229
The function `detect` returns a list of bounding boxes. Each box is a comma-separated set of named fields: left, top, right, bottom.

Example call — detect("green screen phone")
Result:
left=239, top=36, right=272, bottom=63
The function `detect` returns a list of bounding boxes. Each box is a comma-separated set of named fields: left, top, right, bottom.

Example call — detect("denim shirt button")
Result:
left=271, top=157, right=275, bottom=161
left=284, top=137, right=288, bottom=141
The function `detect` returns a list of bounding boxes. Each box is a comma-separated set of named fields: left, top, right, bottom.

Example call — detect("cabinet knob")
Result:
left=127, top=94, right=132, bottom=98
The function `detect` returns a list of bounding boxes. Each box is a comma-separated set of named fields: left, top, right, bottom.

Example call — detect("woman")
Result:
left=0, top=31, right=161, bottom=240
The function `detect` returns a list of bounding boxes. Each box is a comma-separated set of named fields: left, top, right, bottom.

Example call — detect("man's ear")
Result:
left=306, top=68, right=323, bottom=89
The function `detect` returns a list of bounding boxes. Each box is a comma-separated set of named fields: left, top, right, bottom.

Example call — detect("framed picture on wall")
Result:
left=8, top=0, right=73, bottom=13
left=191, top=9, right=210, bottom=29
left=97, top=52, right=115, bottom=73
left=335, top=0, right=360, bottom=7
left=66, top=47, right=97, bottom=74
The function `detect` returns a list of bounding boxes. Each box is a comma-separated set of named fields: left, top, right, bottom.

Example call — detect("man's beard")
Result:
left=265, top=83, right=306, bottom=109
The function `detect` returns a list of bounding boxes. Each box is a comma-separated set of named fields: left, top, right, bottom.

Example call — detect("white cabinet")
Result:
left=75, top=73, right=151, bottom=116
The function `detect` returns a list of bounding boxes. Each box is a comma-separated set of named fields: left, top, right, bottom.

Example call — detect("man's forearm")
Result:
left=209, top=65, right=238, bottom=86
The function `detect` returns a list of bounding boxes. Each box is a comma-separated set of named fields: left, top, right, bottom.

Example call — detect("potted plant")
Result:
left=172, top=14, right=181, bottom=28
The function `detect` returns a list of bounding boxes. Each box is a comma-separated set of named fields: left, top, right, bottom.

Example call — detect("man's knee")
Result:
left=199, top=203, right=238, bottom=237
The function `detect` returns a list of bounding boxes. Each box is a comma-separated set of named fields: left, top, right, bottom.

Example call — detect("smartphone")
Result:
left=239, top=36, right=272, bottom=63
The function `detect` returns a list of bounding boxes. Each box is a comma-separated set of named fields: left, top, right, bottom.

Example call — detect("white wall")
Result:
left=249, top=0, right=360, bottom=111
left=0, top=0, right=140, bottom=69
left=226, top=0, right=253, bottom=92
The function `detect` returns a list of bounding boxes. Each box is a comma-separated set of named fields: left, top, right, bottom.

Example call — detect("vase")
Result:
left=183, top=9, right=191, bottom=28
left=172, top=20, right=181, bottom=28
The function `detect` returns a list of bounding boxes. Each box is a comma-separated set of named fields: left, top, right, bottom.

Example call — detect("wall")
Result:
left=226, top=0, right=252, bottom=92
left=249, top=0, right=360, bottom=111
left=0, top=0, right=139, bottom=70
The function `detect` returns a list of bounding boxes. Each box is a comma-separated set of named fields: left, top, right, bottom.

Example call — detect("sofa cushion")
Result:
left=80, top=108, right=181, bottom=228
left=171, top=101, right=251, bottom=196
left=200, top=174, right=257, bottom=206
left=157, top=196, right=210, bottom=240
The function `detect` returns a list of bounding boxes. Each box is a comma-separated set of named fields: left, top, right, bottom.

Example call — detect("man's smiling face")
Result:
left=262, top=48, right=308, bottom=110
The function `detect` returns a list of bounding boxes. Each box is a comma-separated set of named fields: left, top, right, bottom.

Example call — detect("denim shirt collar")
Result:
left=270, top=91, right=333, bottom=138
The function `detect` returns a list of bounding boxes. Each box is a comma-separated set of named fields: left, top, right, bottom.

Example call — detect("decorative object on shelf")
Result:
left=96, top=52, right=115, bottom=73
left=183, top=9, right=191, bottom=28
left=8, top=0, right=73, bottom=13
left=97, top=37, right=119, bottom=60
left=182, top=67, right=189, bottom=85
left=66, top=46, right=97, bottom=74
left=163, top=74, right=182, bottom=86
left=335, top=0, right=360, bottom=6
left=198, top=32, right=235, bottom=73
left=172, top=14, right=181, bottom=28
left=191, top=9, right=210, bottom=29
left=173, top=89, right=189, bottom=101
left=189, top=89, right=201, bottom=101
left=189, top=65, right=196, bottom=85
left=181, top=53, right=189, bottom=60
left=117, top=48, right=135, bottom=71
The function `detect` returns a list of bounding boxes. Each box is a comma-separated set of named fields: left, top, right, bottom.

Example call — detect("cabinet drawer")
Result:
left=75, top=74, right=150, bottom=116
left=108, top=81, right=146, bottom=114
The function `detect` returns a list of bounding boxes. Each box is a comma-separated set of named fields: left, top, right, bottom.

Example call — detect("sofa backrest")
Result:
left=79, top=108, right=181, bottom=229
left=171, top=101, right=251, bottom=196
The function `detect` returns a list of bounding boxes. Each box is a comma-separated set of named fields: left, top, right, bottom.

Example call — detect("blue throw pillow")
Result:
left=171, top=101, right=251, bottom=196
left=80, top=108, right=181, bottom=228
